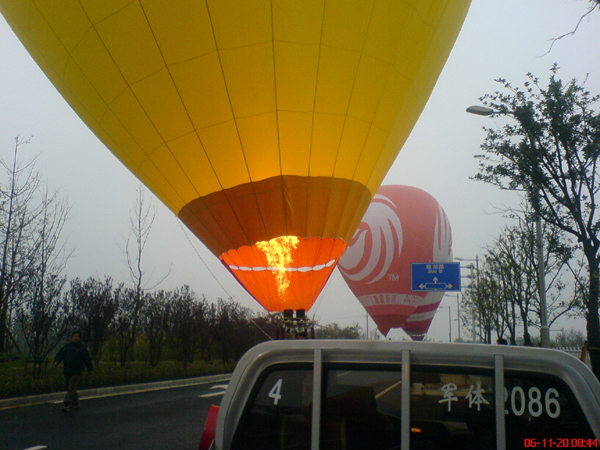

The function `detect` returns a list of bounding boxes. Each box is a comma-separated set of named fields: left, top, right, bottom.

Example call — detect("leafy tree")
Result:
left=15, top=273, right=69, bottom=379
left=462, top=265, right=501, bottom=344
left=246, top=314, right=275, bottom=347
left=67, top=276, right=121, bottom=365
left=315, top=322, right=362, bottom=339
left=212, top=299, right=272, bottom=361
left=142, top=290, right=172, bottom=367
left=212, top=299, right=242, bottom=362
left=112, top=286, right=142, bottom=367
left=487, top=221, right=537, bottom=345
left=166, top=286, right=206, bottom=368
left=553, top=328, right=586, bottom=348
left=476, top=207, right=578, bottom=346
left=473, top=65, right=600, bottom=378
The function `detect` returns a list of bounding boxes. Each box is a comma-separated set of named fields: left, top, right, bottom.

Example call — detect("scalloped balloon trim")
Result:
left=228, top=259, right=336, bottom=272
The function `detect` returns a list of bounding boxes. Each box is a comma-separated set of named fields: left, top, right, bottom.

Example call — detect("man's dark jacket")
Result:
left=54, top=342, right=93, bottom=376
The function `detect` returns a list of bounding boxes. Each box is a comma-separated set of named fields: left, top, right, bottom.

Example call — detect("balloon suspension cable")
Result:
left=271, top=309, right=314, bottom=340
left=176, top=219, right=232, bottom=297
left=250, top=315, right=274, bottom=341
left=177, top=219, right=274, bottom=340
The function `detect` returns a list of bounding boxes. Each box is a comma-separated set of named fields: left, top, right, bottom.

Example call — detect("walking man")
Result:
left=54, top=331, right=93, bottom=411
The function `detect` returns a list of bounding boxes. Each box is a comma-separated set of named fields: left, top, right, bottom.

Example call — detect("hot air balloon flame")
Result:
left=256, top=236, right=300, bottom=298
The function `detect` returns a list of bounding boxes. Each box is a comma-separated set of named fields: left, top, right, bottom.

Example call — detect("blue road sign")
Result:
left=411, top=262, right=461, bottom=292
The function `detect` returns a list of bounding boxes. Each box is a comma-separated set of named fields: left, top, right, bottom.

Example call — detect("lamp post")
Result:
left=456, top=256, right=479, bottom=342
left=461, top=274, right=476, bottom=342
left=467, top=105, right=550, bottom=348
left=455, top=293, right=461, bottom=341
left=448, top=305, right=452, bottom=342
left=438, top=305, right=452, bottom=342
left=456, top=256, right=479, bottom=279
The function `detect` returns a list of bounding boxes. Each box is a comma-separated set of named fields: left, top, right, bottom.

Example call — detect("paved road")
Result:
left=0, top=381, right=228, bottom=450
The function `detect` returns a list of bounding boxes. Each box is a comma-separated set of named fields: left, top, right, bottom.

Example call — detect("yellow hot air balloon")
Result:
left=0, top=0, right=470, bottom=314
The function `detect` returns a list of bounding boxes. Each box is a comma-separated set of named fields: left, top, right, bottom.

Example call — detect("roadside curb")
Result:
left=0, top=373, right=232, bottom=410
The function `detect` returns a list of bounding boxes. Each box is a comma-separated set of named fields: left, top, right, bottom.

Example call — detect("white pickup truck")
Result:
left=201, top=340, right=600, bottom=450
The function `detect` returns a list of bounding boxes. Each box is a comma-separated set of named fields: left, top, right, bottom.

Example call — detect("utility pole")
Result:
left=448, top=306, right=452, bottom=342
left=537, top=215, right=550, bottom=347
left=456, top=293, right=461, bottom=341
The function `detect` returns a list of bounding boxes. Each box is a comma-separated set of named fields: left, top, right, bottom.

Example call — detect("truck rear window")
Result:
left=231, top=367, right=313, bottom=450
left=504, top=372, right=595, bottom=447
left=321, top=368, right=402, bottom=450
left=230, top=362, right=596, bottom=450
left=411, top=370, right=496, bottom=449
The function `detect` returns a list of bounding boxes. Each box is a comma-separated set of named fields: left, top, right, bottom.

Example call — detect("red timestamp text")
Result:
left=524, top=439, right=599, bottom=448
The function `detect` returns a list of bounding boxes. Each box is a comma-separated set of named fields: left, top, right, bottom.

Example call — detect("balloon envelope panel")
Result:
left=339, top=185, right=453, bottom=336
left=0, top=0, right=469, bottom=312
left=402, top=292, right=445, bottom=340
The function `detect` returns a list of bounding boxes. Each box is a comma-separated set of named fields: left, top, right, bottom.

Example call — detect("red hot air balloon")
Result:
left=338, top=185, right=453, bottom=337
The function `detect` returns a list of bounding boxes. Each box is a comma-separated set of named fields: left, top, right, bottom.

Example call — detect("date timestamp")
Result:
left=524, top=439, right=598, bottom=448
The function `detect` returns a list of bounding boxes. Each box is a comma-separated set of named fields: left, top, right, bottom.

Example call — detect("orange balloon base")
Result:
left=221, top=236, right=347, bottom=312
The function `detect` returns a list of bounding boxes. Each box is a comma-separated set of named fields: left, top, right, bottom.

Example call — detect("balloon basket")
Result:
left=271, top=309, right=315, bottom=340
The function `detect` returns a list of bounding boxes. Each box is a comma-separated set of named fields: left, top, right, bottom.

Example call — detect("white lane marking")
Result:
left=199, top=384, right=228, bottom=398
left=199, top=391, right=226, bottom=398
left=23, top=446, right=47, bottom=450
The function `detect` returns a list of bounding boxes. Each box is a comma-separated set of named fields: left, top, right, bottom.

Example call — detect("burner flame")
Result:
left=256, top=236, right=300, bottom=297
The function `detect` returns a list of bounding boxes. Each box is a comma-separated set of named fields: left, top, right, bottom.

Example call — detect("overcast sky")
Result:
left=1, top=0, right=599, bottom=342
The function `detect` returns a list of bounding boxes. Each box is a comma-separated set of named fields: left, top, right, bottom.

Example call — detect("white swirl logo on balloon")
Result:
left=433, top=204, right=453, bottom=262
left=338, top=194, right=402, bottom=284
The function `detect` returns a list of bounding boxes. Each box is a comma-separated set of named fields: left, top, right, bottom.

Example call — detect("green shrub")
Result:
left=0, top=353, right=23, bottom=364
left=0, top=359, right=235, bottom=399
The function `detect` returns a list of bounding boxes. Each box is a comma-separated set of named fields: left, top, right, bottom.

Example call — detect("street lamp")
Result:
left=456, top=257, right=480, bottom=342
left=453, top=293, right=461, bottom=341
left=466, top=105, right=550, bottom=348
left=438, top=305, right=452, bottom=342
left=444, top=293, right=462, bottom=341
left=455, top=256, right=479, bottom=276
left=466, top=105, right=495, bottom=116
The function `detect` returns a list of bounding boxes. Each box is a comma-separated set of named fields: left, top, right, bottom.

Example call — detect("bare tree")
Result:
left=0, top=137, right=42, bottom=353
left=14, top=183, right=72, bottom=378
left=121, top=186, right=168, bottom=361
left=545, top=1, right=599, bottom=54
